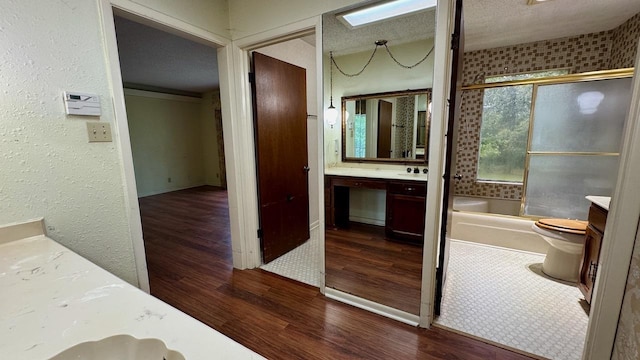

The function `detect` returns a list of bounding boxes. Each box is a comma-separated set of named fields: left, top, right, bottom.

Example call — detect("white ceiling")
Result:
left=465, top=0, right=640, bottom=51
left=112, top=0, right=640, bottom=93
left=114, top=16, right=219, bottom=94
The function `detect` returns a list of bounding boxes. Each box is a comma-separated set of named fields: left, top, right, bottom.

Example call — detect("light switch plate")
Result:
left=87, top=122, right=112, bottom=142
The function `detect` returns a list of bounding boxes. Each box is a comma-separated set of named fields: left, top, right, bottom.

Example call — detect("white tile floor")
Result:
left=435, top=240, right=589, bottom=360
left=259, top=228, right=321, bottom=287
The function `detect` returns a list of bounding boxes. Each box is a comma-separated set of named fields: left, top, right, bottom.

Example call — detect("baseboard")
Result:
left=348, top=216, right=385, bottom=227
left=137, top=183, right=207, bottom=198
left=324, top=288, right=420, bottom=326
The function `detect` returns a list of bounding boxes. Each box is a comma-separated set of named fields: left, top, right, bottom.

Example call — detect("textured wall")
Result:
left=610, top=13, right=640, bottom=69
left=454, top=26, right=634, bottom=201
left=0, top=0, right=139, bottom=284
left=613, top=226, right=640, bottom=359
left=125, top=91, right=211, bottom=197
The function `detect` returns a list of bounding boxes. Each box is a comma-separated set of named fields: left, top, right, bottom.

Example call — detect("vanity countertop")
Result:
left=0, top=219, right=265, bottom=360
left=586, top=195, right=611, bottom=211
left=325, top=167, right=427, bottom=182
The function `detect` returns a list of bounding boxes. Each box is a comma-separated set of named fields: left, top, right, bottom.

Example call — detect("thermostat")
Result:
left=64, top=91, right=101, bottom=116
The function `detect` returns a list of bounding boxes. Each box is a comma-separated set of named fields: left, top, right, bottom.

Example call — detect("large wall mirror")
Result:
left=342, top=89, right=431, bottom=162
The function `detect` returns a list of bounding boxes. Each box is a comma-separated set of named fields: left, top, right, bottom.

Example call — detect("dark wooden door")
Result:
left=434, top=0, right=464, bottom=316
left=251, top=52, right=310, bottom=264
left=377, top=100, right=392, bottom=158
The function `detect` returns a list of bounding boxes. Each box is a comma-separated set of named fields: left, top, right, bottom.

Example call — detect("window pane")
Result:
left=477, top=85, right=532, bottom=182
left=354, top=114, right=367, bottom=158
left=523, top=155, right=619, bottom=219
left=530, top=78, right=632, bottom=153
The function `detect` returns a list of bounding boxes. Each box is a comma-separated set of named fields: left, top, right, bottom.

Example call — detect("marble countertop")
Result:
left=325, top=167, right=428, bottom=182
left=0, top=219, right=265, bottom=360
left=586, top=195, right=611, bottom=211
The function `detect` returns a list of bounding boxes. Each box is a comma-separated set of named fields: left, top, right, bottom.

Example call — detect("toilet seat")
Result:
left=535, top=218, right=587, bottom=235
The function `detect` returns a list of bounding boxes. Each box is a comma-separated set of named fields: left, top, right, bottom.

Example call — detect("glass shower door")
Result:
left=523, top=77, right=632, bottom=220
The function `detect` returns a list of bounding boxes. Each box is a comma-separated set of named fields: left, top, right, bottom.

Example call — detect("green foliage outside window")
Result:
left=477, top=70, right=570, bottom=182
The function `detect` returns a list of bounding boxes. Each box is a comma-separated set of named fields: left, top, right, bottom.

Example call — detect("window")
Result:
left=353, top=113, right=367, bottom=158
left=477, top=69, right=570, bottom=182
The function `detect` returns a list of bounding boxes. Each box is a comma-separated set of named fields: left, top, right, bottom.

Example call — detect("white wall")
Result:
left=256, top=39, right=320, bottom=226
left=125, top=0, right=230, bottom=39
left=0, top=0, right=228, bottom=287
left=228, top=0, right=362, bottom=40
left=125, top=90, right=220, bottom=197
left=325, top=38, right=435, bottom=166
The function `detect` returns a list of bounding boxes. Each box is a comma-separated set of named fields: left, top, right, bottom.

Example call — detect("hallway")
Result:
left=139, top=186, right=533, bottom=359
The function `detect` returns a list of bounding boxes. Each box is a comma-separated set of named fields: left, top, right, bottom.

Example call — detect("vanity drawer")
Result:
left=588, top=203, right=607, bottom=233
left=330, top=177, right=387, bottom=190
left=388, top=182, right=426, bottom=196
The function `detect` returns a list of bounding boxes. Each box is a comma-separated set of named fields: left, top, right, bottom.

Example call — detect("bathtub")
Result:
left=451, top=197, right=548, bottom=254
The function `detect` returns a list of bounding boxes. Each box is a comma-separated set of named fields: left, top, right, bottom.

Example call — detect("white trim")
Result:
left=221, top=16, right=323, bottom=270
left=123, top=88, right=202, bottom=103
left=109, top=0, right=230, bottom=47
left=98, top=0, right=149, bottom=293
left=325, top=288, right=420, bottom=326
left=314, top=24, right=327, bottom=294
left=348, top=216, right=385, bottom=226
left=420, top=0, right=454, bottom=328
left=98, top=0, right=231, bottom=291
left=582, top=45, right=640, bottom=360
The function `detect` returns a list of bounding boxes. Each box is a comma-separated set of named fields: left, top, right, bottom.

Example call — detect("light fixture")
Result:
left=527, top=0, right=554, bottom=5
left=577, top=91, right=605, bottom=115
left=325, top=51, right=338, bottom=128
left=337, top=0, right=437, bottom=29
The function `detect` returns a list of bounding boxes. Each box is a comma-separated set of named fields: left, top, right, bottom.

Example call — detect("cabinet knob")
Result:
left=406, top=187, right=415, bottom=191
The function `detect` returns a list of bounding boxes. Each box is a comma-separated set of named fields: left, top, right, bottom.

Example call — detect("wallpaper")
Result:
left=610, top=13, right=640, bottom=69
left=393, top=96, right=415, bottom=158
left=455, top=12, right=640, bottom=201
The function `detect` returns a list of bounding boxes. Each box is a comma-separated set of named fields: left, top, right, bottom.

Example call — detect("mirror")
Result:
left=342, top=89, right=431, bottom=162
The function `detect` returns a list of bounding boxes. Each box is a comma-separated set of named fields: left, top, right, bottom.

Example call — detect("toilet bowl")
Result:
left=531, top=218, right=588, bottom=282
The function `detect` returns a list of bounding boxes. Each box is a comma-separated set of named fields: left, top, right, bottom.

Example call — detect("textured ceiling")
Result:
left=323, top=8, right=436, bottom=56
left=324, top=0, right=640, bottom=54
left=114, top=16, right=219, bottom=94
left=464, top=0, right=640, bottom=51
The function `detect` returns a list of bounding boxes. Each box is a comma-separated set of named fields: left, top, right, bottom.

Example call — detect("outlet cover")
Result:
left=87, top=122, right=112, bottom=142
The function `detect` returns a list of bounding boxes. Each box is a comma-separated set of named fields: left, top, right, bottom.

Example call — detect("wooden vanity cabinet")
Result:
left=579, top=203, right=608, bottom=304
left=386, top=181, right=427, bottom=244
left=325, top=175, right=426, bottom=245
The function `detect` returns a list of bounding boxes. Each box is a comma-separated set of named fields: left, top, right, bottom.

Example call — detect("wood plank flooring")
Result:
left=139, top=186, right=533, bottom=360
left=326, top=222, right=423, bottom=315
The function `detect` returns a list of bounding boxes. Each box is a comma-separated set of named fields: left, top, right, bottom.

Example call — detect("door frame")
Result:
left=97, top=0, right=230, bottom=292
left=422, top=2, right=640, bottom=356
left=219, top=17, right=325, bottom=281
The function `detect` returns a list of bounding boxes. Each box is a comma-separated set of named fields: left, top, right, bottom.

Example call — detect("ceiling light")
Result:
left=337, top=0, right=437, bottom=29
left=527, top=0, right=554, bottom=5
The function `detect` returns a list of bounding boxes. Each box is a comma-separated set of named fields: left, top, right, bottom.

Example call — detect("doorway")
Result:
left=110, top=12, right=231, bottom=297
left=250, top=35, right=323, bottom=288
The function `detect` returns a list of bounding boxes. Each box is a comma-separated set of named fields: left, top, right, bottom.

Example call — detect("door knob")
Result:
left=286, top=194, right=295, bottom=202
left=303, top=165, right=310, bottom=173
left=453, top=173, right=462, bottom=180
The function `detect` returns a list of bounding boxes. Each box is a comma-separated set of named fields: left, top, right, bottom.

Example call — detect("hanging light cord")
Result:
left=331, top=41, right=435, bottom=77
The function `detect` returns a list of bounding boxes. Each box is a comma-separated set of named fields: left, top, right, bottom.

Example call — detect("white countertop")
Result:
left=325, top=167, right=428, bottom=182
left=586, top=195, right=611, bottom=211
left=0, top=219, right=265, bottom=360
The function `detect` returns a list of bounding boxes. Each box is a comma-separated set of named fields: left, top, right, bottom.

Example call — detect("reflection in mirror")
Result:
left=343, top=89, right=431, bottom=161
left=323, top=2, right=436, bottom=317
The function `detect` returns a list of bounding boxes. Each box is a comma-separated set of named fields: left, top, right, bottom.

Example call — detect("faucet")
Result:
left=413, top=167, right=420, bottom=174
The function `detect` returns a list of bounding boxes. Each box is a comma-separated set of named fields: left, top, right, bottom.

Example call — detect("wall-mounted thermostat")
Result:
left=64, top=91, right=101, bottom=116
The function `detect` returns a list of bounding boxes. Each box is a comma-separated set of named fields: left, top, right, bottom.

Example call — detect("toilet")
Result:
left=531, top=218, right=588, bottom=282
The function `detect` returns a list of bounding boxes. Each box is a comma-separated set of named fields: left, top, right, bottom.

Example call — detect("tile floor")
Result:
left=260, top=229, right=321, bottom=287
left=435, top=240, right=589, bottom=360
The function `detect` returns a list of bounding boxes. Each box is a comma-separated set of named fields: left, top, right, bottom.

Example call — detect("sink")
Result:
left=51, top=335, right=185, bottom=360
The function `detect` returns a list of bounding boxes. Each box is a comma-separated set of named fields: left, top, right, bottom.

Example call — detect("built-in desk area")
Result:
left=324, top=168, right=428, bottom=244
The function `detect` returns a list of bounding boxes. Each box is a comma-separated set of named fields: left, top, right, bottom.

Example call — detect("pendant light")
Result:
left=325, top=51, right=338, bottom=128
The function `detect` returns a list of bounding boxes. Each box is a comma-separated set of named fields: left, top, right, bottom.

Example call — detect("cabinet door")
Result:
left=578, top=225, right=603, bottom=304
left=386, top=193, right=426, bottom=244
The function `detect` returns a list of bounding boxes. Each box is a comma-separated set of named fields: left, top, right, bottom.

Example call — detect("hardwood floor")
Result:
left=326, top=222, right=423, bottom=315
left=139, top=186, right=533, bottom=360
